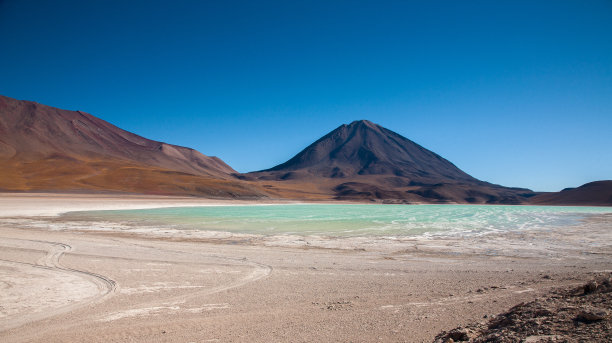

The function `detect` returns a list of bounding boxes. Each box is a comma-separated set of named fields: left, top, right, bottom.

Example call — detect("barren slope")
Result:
left=0, top=95, right=264, bottom=198
left=529, top=180, right=612, bottom=206
left=248, top=120, right=535, bottom=204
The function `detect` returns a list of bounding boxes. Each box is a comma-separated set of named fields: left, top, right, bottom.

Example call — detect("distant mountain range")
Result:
left=1, top=95, right=610, bottom=205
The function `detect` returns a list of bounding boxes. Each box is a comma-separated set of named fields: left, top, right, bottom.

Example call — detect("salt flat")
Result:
left=0, top=193, right=610, bottom=342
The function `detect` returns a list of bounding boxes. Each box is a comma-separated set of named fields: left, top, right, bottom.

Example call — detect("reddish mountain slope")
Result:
left=0, top=95, right=264, bottom=197
left=529, top=181, right=612, bottom=206
left=248, top=120, right=535, bottom=204
left=0, top=95, right=235, bottom=177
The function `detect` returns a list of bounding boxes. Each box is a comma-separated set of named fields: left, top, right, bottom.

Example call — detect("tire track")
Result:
left=1, top=236, right=271, bottom=332
left=96, top=240, right=272, bottom=321
left=30, top=239, right=117, bottom=295
left=128, top=241, right=272, bottom=298
left=0, top=238, right=117, bottom=332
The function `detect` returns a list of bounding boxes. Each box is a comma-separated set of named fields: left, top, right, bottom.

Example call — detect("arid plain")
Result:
left=1, top=193, right=610, bottom=342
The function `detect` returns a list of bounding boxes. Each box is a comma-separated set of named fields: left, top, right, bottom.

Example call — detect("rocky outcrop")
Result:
left=434, top=275, right=612, bottom=342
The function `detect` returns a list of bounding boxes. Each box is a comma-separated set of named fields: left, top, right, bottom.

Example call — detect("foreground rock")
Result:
left=434, top=275, right=612, bottom=343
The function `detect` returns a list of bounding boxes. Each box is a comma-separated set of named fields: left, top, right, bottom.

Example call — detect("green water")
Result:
left=61, top=204, right=612, bottom=238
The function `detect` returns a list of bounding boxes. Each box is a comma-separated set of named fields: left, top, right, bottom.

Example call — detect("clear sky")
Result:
left=1, top=1, right=610, bottom=191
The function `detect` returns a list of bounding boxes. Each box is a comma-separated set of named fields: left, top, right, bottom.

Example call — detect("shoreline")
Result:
left=0, top=192, right=306, bottom=217
left=1, top=193, right=610, bottom=342
left=2, top=192, right=610, bottom=219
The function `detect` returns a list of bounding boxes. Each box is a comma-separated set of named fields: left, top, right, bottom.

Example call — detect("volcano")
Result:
left=249, top=120, right=535, bottom=204
left=258, top=120, right=477, bottom=182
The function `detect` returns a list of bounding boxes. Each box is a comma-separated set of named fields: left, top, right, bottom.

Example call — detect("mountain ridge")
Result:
left=529, top=180, right=612, bottom=206
left=0, top=95, right=264, bottom=198
left=0, top=95, right=235, bottom=177
left=1, top=94, right=609, bottom=205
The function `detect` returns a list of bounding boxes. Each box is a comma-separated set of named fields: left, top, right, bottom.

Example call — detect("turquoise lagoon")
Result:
left=61, top=204, right=612, bottom=238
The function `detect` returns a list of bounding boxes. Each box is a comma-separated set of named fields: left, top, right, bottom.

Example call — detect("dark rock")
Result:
left=432, top=276, right=612, bottom=343
left=576, top=309, right=608, bottom=323
left=584, top=281, right=598, bottom=294
left=434, top=328, right=471, bottom=342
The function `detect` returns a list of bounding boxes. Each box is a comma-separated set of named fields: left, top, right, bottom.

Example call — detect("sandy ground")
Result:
left=0, top=193, right=610, bottom=342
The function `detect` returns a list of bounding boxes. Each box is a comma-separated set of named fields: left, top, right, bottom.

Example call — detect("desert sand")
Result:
left=0, top=193, right=610, bottom=342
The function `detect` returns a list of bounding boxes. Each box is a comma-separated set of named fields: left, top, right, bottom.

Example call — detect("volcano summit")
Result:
left=249, top=120, right=535, bottom=204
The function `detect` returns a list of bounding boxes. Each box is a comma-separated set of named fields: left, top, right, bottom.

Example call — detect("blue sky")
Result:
left=1, top=0, right=610, bottom=191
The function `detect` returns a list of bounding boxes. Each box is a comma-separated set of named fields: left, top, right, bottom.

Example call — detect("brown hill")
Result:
left=0, top=95, right=264, bottom=198
left=248, top=120, right=535, bottom=204
left=529, top=181, right=612, bottom=206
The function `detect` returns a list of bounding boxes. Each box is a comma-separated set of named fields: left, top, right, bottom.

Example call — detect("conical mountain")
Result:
left=250, top=120, right=534, bottom=204
left=262, top=120, right=476, bottom=183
